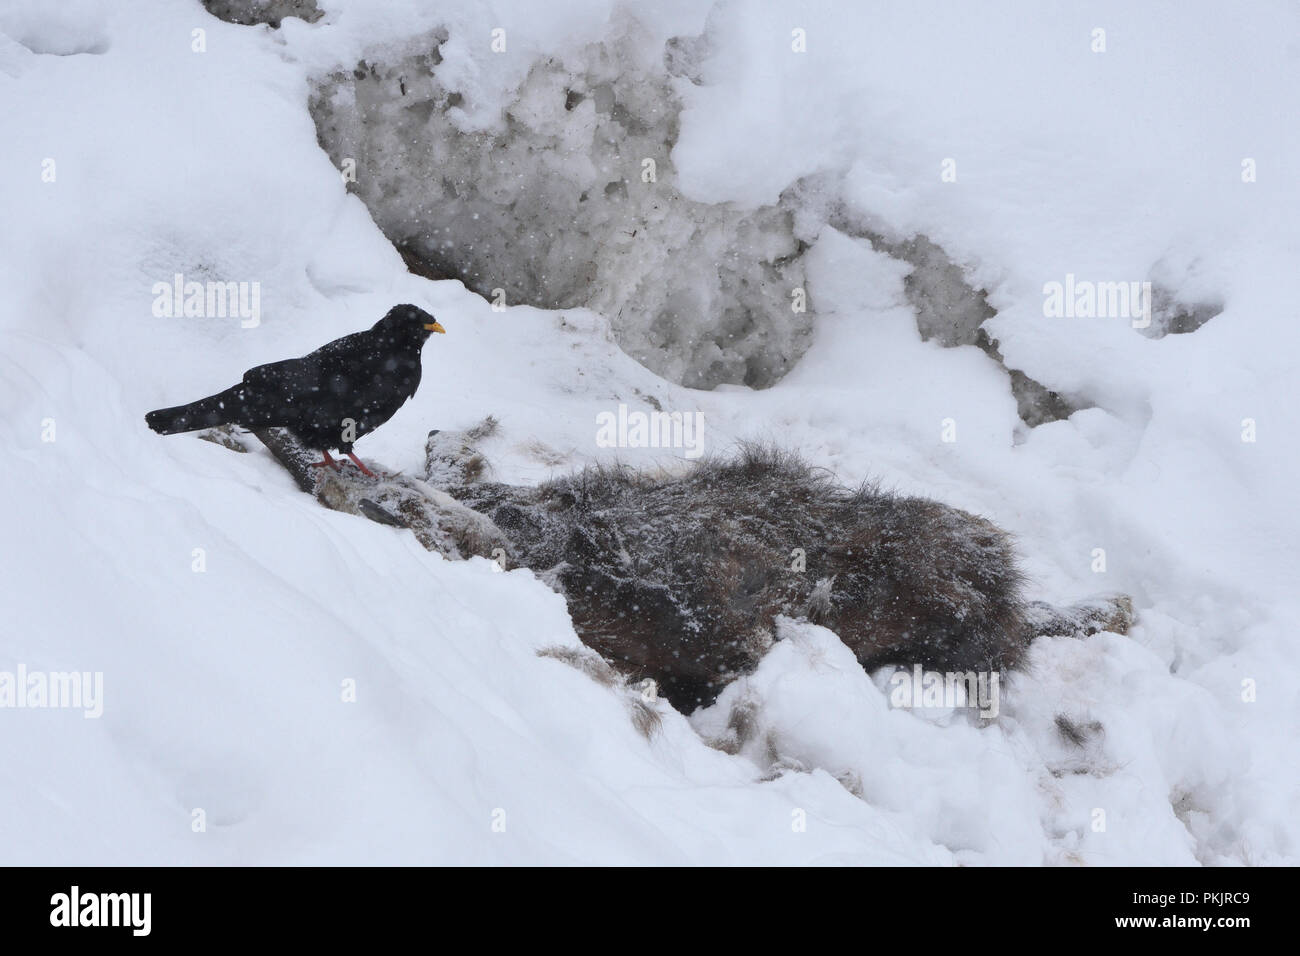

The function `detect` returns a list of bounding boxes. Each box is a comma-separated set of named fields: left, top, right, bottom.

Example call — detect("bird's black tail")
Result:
left=145, top=386, right=242, bottom=435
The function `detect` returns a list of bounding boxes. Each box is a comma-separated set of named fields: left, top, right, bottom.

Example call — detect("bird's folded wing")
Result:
left=243, top=356, right=319, bottom=391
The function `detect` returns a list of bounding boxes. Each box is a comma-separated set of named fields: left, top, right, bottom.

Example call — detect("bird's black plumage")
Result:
left=146, top=304, right=445, bottom=456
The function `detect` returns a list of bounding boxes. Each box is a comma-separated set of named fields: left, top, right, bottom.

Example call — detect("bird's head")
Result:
left=377, top=304, right=446, bottom=344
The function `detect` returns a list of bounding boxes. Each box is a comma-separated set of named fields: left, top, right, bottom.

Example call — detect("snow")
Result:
left=1, top=0, right=1296, bottom=864
left=305, top=4, right=810, bottom=389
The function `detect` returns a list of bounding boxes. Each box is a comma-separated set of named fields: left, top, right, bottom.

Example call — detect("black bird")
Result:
left=146, top=304, right=446, bottom=476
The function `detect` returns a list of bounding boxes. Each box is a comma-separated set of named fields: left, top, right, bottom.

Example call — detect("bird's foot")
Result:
left=309, top=451, right=342, bottom=471
left=346, top=453, right=378, bottom=478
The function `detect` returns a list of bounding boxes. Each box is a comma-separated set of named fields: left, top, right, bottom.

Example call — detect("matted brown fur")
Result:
left=454, top=446, right=1036, bottom=711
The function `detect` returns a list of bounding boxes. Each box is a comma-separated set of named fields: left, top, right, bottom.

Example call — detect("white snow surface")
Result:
left=0, top=0, right=1296, bottom=864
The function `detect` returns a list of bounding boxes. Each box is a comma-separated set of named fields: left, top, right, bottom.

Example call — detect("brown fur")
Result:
left=453, top=446, right=1066, bottom=711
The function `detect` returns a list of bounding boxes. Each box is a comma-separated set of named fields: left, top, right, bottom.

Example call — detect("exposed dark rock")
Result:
left=1140, top=283, right=1224, bottom=339
left=201, top=0, right=322, bottom=28
left=824, top=204, right=1083, bottom=427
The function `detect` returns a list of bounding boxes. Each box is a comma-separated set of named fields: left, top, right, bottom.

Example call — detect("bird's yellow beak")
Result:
left=424, top=321, right=446, bottom=334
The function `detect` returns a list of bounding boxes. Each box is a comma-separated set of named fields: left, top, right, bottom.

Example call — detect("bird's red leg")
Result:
left=346, top=453, right=377, bottom=478
left=309, top=450, right=341, bottom=471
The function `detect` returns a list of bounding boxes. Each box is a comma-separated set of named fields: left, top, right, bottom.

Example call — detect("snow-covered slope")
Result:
left=1, top=0, right=1295, bottom=864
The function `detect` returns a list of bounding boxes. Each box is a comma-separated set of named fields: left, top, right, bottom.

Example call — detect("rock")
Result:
left=200, top=0, right=322, bottom=29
